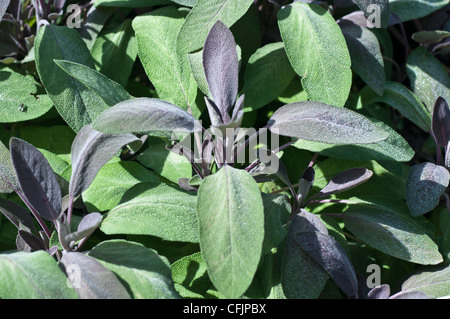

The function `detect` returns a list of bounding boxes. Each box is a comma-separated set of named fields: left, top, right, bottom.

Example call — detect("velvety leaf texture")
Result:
left=61, top=251, right=131, bottom=299
left=268, top=101, right=389, bottom=144
left=406, top=162, right=450, bottom=216
left=176, top=0, right=254, bottom=55
left=295, top=231, right=358, bottom=298
left=203, top=20, right=239, bottom=116
left=65, top=212, right=102, bottom=243
left=132, top=6, right=198, bottom=113
left=341, top=24, right=385, bottom=96
left=278, top=2, right=352, bottom=107
left=342, top=207, right=443, bottom=265
left=0, top=0, right=9, bottom=21
left=10, top=138, right=62, bottom=221
left=35, top=25, right=109, bottom=132
left=69, top=124, right=140, bottom=198
left=100, top=182, right=198, bottom=243
left=92, top=98, right=202, bottom=135
left=282, top=211, right=329, bottom=299
left=0, top=139, right=20, bottom=193
left=54, top=60, right=132, bottom=108
left=197, top=166, right=265, bottom=298
left=0, top=251, right=78, bottom=299
left=88, top=240, right=180, bottom=299
left=406, top=46, right=450, bottom=114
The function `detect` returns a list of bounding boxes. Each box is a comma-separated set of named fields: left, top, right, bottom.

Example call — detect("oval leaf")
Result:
left=35, top=25, right=108, bottom=132
left=400, top=265, right=450, bottom=299
left=315, top=168, right=373, bottom=198
left=69, top=124, right=140, bottom=198
left=92, top=97, right=202, bottom=135
left=132, top=6, right=198, bottom=113
left=10, top=138, right=62, bottom=221
left=342, top=207, right=444, bottom=265
left=278, top=2, right=352, bottom=107
left=406, top=162, right=450, bottom=216
left=268, top=101, right=389, bottom=144
left=61, top=251, right=131, bottom=299
left=203, top=20, right=239, bottom=116
left=197, top=166, right=264, bottom=298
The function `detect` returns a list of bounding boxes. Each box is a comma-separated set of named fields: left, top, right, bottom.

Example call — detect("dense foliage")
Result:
left=0, top=0, right=449, bottom=299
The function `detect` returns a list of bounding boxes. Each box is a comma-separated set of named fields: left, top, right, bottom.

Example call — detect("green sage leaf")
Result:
left=197, top=166, right=264, bottom=298
left=278, top=2, right=352, bottom=107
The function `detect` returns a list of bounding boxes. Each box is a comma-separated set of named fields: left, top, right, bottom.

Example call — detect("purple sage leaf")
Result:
left=267, top=101, right=390, bottom=144
left=367, top=284, right=391, bottom=299
left=17, top=230, right=46, bottom=252
left=69, top=124, right=140, bottom=198
left=203, top=20, right=239, bottom=118
left=432, top=97, right=450, bottom=147
left=92, top=98, right=202, bottom=135
left=65, top=212, right=102, bottom=244
left=10, top=138, right=61, bottom=221
left=61, top=251, right=131, bottom=299
left=0, top=197, right=34, bottom=230
left=406, top=162, right=450, bottom=216
left=316, top=168, right=373, bottom=198
left=295, top=231, right=359, bottom=298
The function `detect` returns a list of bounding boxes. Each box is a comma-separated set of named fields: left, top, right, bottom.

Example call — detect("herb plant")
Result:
left=0, top=0, right=449, bottom=300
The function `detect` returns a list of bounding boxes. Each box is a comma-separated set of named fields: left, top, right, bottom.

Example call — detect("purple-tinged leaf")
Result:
left=367, top=284, right=390, bottom=299
left=294, top=209, right=328, bottom=234
left=315, top=168, right=373, bottom=198
left=10, top=138, right=61, bottom=221
left=0, top=197, right=34, bottom=230
left=203, top=20, right=239, bottom=117
left=69, top=124, right=140, bottom=199
left=65, top=212, right=102, bottom=244
left=92, top=98, right=202, bottom=135
left=267, top=102, right=390, bottom=145
left=0, top=140, right=20, bottom=193
left=295, top=231, right=359, bottom=298
left=406, top=162, right=450, bottom=216
left=204, top=97, right=224, bottom=127
left=61, top=251, right=131, bottom=299
left=282, top=210, right=329, bottom=298
left=16, top=230, right=46, bottom=252
left=432, top=97, right=450, bottom=147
